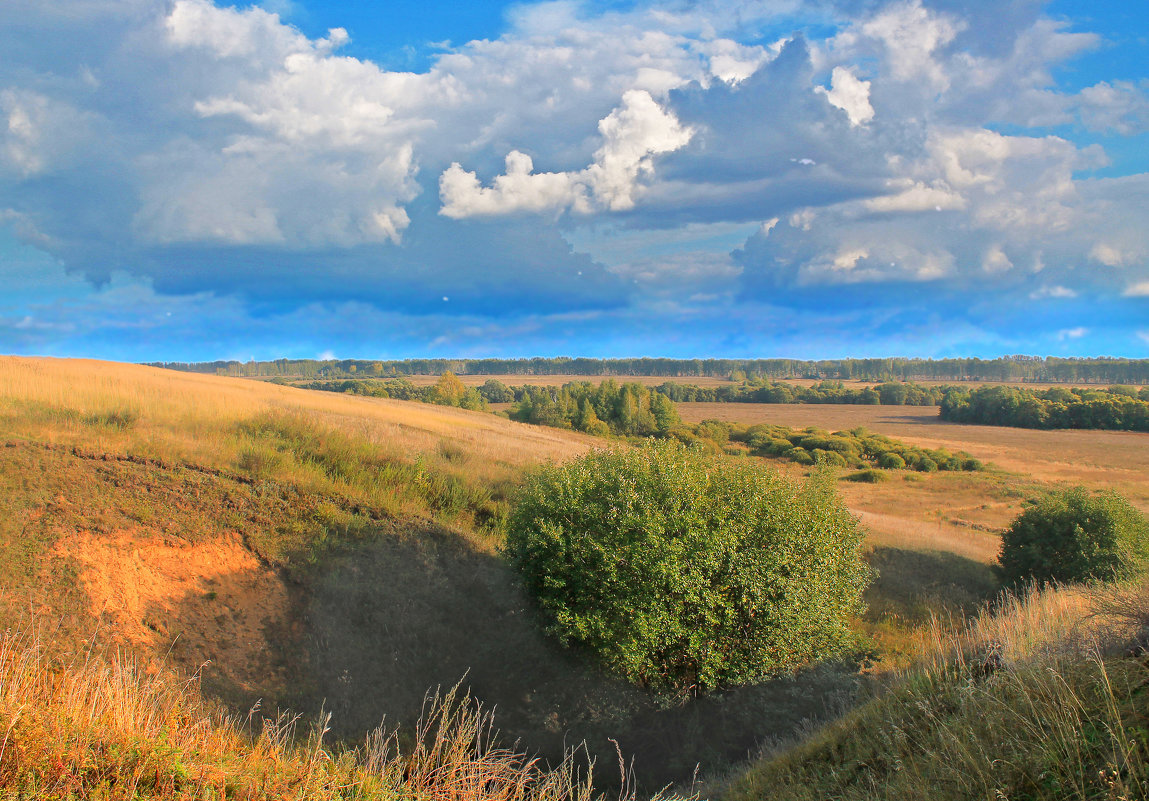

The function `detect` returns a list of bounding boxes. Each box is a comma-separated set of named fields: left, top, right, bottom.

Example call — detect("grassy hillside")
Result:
left=722, top=583, right=1149, bottom=801
left=4, top=356, right=1146, bottom=799
left=0, top=358, right=869, bottom=791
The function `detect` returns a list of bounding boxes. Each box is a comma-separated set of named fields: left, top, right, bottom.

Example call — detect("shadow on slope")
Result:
left=302, top=528, right=862, bottom=791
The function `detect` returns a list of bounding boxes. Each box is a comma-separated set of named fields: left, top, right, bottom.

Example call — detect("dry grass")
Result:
left=0, top=357, right=593, bottom=468
left=0, top=357, right=598, bottom=540
left=678, top=402, right=1149, bottom=574
left=723, top=580, right=1149, bottom=801
left=0, top=624, right=601, bottom=801
left=676, top=403, right=1149, bottom=495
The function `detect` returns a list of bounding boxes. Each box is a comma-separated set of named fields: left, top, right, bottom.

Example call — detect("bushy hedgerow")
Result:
left=999, top=488, right=1149, bottom=585
left=728, top=424, right=983, bottom=473
left=505, top=440, right=871, bottom=693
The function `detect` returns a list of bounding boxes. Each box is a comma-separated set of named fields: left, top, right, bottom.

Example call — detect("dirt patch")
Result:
left=55, top=530, right=294, bottom=695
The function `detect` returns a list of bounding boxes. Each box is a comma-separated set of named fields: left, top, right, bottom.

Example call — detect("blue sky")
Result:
left=1, top=0, right=1147, bottom=361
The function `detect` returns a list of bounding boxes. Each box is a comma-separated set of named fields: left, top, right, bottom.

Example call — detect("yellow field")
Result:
left=0, top=357, right=594, bottom=472
left=677, top=401, right=1149, bottom=566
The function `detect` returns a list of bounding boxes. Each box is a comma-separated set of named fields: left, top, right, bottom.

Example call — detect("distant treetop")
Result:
left=149, top=356, right=1149, bottom=385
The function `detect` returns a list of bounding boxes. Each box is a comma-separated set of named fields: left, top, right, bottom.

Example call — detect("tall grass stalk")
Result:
left=0, top=624, right=603, bottom=801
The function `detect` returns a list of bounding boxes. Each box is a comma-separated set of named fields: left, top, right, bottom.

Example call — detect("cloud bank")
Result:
left=0, top=0, right=1146, bottom=357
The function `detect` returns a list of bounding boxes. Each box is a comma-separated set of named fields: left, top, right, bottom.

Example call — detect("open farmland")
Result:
left=676, top=401, right=1149, bottom=586
left=678, top=402, right=1149, bottom=497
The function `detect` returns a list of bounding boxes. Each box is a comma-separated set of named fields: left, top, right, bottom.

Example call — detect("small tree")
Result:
left=431, top=371, right=466, bottom=406
left=505, top=440, right=870, bottom=693
left=999, top=487, right=1149, bottom=585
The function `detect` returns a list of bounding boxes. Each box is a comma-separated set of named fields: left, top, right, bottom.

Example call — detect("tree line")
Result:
left=153, top=355, right=1149, bottom=384
left=655, top=379, right=948, bottom=405
left=939, top=385, right=1149, bottom=431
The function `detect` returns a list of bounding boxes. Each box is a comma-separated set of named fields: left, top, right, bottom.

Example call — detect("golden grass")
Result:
left=0, top=357, right=599, bottom=538
left=723, top=580, right=1149, bottom=801
left=676, top=402, right=1149, bottom=495
left=0, top=623, right=600, bottom=801
left=0, top=357, right=594, bottom=467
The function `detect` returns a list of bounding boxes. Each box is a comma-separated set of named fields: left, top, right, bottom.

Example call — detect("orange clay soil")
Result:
left=54, top=529, right=293, bottom=693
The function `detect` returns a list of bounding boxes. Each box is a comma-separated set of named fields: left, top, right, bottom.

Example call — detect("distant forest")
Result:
left=940, top=385, right=1149, bottom=431
left=151, top=355, right=1149, bottom=384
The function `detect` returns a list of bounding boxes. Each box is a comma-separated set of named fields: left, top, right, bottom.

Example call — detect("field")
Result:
left=3, top=357, right=1148, bottom=799
left=676, top=401, right=1149, bottom=567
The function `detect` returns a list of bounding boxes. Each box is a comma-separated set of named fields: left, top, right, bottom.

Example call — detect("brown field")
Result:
left=677, top=401, right=1149, bottom=565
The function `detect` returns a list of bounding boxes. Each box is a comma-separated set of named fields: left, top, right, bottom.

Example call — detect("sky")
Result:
left=1, top=0, right=1147, bottom=362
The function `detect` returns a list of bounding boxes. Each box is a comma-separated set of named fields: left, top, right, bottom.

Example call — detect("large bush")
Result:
left=505, top=441, right=871, bottom=693
left=999, top=488, right=1149, bottom=585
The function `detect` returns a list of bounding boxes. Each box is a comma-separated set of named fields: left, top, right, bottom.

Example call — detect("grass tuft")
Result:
left=0, top=624, right=605, bottom=801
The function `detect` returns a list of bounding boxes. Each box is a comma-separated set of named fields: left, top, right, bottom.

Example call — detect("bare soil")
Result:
left=57, top=529, right=291, bottom=693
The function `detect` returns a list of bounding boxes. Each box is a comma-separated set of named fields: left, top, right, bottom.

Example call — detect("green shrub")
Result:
left=505, top=441, right=870, bottom=693
left=845, top=466, right=887, bottom=484
left=813, top=450, right=848, bottom=467
left=786, top=447, right=815, bottom=466
left=844, top=469, right=888, bottom=483
left=999, top=488, right=1149, bottom=585
left=916, top=457, right=938, bottom=473
left=877, top=452, right=906, bottom=470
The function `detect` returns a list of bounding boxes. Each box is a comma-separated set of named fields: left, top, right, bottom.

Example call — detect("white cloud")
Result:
left=1138, top=331, right=1149, bottom=346
left=439, top=151, right=583, bottom=218
left=1090, top=242, right=1136, bottom=268
left=857, top=0, right=963, bottom=90
left=439, top=90, right=692, bottom=218
left=1077, top=80, right=1149, bottom=135
left=1029, top=285, right=1076, bottom=299
left=1124, top=281, right=1149, bottom=298
left=816, top=66, right=874, bottom=127
left=0, top=89, right=98, bottom=178
left=1058, top=326, right=1088, bottom=340
left=982, top=244, right=1013, bottom=274
left=865, top=180, right=964, bottom=213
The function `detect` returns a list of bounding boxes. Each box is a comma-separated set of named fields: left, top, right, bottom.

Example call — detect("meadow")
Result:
left=2, top=357, right=1148, bottom=799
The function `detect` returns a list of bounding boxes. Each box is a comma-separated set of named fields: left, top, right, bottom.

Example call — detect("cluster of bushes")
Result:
left=999, top=487, right=1149, bottom=585
left=507, top=380, right=679, bottom=436
left=507, top=440, right=870, bottom=693
left=667, top=420, right=984, bottom=472
left=656, top=379, right=950, bottom=406
left=288, top=372, right=488, bottom=411
left=941, top=385, right=1149, bottom=431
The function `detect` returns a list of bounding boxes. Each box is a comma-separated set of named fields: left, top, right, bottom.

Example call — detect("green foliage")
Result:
left=505, top=441, right=870, bottom=693
left=999, top=487, right=1149, bottom=585
left=656, top=379, right=952, bottom=406
left=941, top=385, right=1149, bottom=431
left=844, top=468, right=888, bottom=483
left=160, top=355, right=1149, bottom=386
left=509, top=380, right=680, bottom=436
left=726, top=424, right=982, bottom=473
left=878, top=452, right=906, bottom=469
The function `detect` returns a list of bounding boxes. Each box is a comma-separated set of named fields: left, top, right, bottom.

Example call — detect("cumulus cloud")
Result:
left=816, top=66, right=874, bottom=126
left=0, top=0, right=1148, bottom=353
left=439, top=90, right=692, bottom=218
